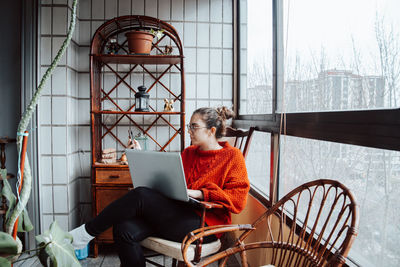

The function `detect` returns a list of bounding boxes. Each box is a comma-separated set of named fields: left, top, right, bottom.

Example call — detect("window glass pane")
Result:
left=239, top=0, right=273, bottom=114
left=279, top=136, right=400, bottom=266
left=246, top=131, right=270, bottom=197
left=281, top=0, right=400, bottom=112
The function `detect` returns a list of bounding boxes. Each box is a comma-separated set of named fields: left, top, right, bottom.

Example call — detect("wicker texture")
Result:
left=182, top=179, right=359, bottom=267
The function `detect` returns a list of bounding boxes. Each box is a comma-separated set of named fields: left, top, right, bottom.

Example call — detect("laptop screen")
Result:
left=125, top=150, right=190, bottom=202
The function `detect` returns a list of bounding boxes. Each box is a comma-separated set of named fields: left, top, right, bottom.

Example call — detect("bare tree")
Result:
left=248, top=59, right=272, bottom=88
left=375, top=14, right=400, bottom=107
left=350, top=36, right=370, bottom=108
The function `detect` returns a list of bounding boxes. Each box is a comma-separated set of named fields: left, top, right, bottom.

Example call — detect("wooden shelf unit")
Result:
left=89, top=15, right=185, bottom=257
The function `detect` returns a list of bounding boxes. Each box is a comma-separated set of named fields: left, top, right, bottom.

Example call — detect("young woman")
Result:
left=70, top=107, right=250, bottom=266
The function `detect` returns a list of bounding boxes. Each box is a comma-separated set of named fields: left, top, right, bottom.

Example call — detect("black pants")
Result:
left=85, top=187, right=216, bottom=267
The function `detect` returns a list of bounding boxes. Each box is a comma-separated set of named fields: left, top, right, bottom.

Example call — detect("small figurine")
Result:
left=164, top=98, right=174, bottom=111
left=106, top=38, right=119, bottom=55
left=164, top=45, right=173, bottom=55
left=120, top=153, right=128, bottom=165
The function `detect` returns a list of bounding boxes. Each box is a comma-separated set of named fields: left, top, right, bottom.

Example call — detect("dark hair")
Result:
left=193, top=106, right=235, bottom=138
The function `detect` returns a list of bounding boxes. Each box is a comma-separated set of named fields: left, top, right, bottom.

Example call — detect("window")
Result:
left=245, top=131, right=271, bottom=197
left=279, top=1, right=400, bottom=264
left=236, top=1, right=400, bottom=266
left=280, top=136, right=400, bottom=266
left=281, top=0, right=400, bottom=112
left=239, top=0, right=273, bottom=114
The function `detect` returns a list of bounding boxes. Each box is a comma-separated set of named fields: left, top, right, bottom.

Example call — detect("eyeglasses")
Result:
left=186, top=124, right=208, bottom=131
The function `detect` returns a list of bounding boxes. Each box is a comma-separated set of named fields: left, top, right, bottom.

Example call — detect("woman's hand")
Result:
left=187, top=189, right=204, bottom=200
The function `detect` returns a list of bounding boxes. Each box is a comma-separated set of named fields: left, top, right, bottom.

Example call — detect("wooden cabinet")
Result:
left=94, top=184, right=130, bottom=240
left=89, top=16, right=185, bottom=256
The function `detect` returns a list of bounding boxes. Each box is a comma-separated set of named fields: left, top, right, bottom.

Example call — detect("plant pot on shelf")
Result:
left=125, top=31, right=154, bottom=55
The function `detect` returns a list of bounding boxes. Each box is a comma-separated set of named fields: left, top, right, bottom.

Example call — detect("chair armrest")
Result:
left=189, top=200, right=224, bottom=210
left=185, top=224, right=254, bottom=243
left=198, top=201, right=223, bottom=209
left=181, top=224, right=254, bottom=265
left=187, top=200, right=225, bottom=263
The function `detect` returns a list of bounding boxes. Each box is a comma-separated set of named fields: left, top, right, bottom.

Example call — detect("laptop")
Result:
left=125, top=149, right=201, bottom=204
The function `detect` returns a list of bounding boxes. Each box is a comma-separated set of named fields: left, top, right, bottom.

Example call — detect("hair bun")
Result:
left=216, top=106, right=235, bottom=121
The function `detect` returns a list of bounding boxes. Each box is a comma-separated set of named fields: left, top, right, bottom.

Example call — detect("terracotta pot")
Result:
left=125, top=31, right=154, bottom=55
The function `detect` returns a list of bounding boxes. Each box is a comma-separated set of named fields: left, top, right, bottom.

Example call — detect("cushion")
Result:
left=141, top=236, right=221, bottom=261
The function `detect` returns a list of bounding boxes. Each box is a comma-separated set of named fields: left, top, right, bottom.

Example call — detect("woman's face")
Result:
left=188, top=113, right=216, bottom=146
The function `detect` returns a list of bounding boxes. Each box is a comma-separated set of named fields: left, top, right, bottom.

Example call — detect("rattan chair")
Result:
left=141, top=127, right=256, bottom=267
left=182, top=179, right=359, bottom=267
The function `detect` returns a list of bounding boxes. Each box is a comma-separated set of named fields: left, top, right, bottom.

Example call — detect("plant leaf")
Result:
left=18, top=207, right=33, bottom=232
left=0, top=232, right=18, bottom=255
left=35, top=221, right=80, bottom=267
left=0, top=169, right=6, bottom=180
left=0, top=257, right=11, bottom=267
left=0, top=171, right=34, bottom=233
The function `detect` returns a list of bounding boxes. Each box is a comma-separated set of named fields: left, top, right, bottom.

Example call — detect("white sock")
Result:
left=69, top=224, right=95, bottom=250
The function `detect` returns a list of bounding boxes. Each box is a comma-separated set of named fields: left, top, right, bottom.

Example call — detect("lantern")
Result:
left=135, top=85, right=149, bottom=111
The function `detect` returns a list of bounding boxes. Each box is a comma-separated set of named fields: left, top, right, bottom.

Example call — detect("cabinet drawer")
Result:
left=95, top=168, right=131, bottom=184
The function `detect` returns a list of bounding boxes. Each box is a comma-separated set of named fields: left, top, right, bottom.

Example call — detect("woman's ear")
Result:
left=209, top=126, right=217, bottom=136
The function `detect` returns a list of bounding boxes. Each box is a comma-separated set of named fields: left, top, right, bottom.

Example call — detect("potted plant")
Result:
left=125, top=29, right=164, bottom=55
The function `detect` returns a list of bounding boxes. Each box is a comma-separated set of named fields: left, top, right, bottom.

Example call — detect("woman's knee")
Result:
left=121, top=186, right=154, bottom=205
left=125, top=186, right=154, bottom=199
left=132, top=186, right=155, bottom=197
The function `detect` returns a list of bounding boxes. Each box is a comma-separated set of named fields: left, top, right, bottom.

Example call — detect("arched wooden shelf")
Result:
left=89, top=16, right=186, bottom=257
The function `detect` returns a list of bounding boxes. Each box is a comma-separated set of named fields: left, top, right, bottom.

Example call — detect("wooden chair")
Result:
left=182, top=179, right=359, bottom=267
left=220, top=126, right=255, bottom=159
left=140, top=127, right=256, bottom=267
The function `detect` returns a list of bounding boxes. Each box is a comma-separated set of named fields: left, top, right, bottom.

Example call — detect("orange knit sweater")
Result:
left=181, top=141, right=250, bottom=227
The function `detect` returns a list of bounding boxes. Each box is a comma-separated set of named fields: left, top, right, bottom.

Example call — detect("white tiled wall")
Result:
left=38, top=0, right=234, bottom=231
left=38, top=0, right=81, bottom=232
